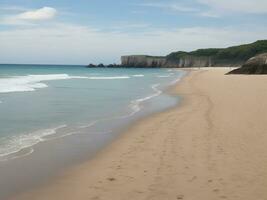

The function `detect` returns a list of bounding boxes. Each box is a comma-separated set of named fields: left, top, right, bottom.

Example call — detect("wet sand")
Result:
left=11, top=68, right=267, bottom=200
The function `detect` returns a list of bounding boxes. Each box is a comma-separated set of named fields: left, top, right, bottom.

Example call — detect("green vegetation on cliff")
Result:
left=167, top=40, right=267, bottom=62
left=88, top=40, right=267, bottom=68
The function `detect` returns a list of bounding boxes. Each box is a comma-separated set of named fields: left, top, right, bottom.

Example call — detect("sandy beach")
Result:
left=11, top=68, right=267, bottom=200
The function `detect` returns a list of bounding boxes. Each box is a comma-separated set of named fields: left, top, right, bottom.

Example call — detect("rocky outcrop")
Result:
left=227, top=53, right=267, bottom=74
left=86, top=40, right=267, bottom=68
left=121, top=55, right=242, bottom=68
left=87, top=63, right=121, bottom=68
left=85, top=41, right=267, bottom=68
left=166, top=56, right=213, bottom=67
left=121, top=55, right=166, bottom=67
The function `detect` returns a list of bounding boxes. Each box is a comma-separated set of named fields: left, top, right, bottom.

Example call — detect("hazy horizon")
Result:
left=0, top=0, right=267, bottom=65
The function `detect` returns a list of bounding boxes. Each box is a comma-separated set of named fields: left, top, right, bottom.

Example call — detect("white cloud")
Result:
left=137, top=2, right=197, bottom=12
left=198, top=0, right=267, bottom=14
left=136, top=0, right=267, bottom=17
left=0, top=7, right=57, bottom=25
left=135, top=1, right=220, bottom=18
left=17, top=7, right=57, bottom=20
left=199, top=11, right=220, bottom=18
left=0, top=23, right=266, bottom=64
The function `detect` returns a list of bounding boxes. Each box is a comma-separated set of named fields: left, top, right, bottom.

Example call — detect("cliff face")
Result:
left=228, top=53, right=267, bottom=74
left=121, top=55, right=166, bottom=67
left=120, top=40, right=267, bottom=68
left=86, top=40, right=267, bottom=68
left=121, top=55, right=242, bottom=68
left=166, top=56, right=213, bottom=67
left=167, top=56, right=243, bottom=67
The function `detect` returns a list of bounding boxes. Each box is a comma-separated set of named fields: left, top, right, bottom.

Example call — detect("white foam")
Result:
left=0, top=125, right=66, bottom=160
left=136, top=84, right=162, bottom=103
left=0, top=119, right=102, bottom=161
left=0, top=74, right=131, bottom=94
left=78, top=121, right=98, bottom=129
left=132, top=74, right=144, bottom=77
left=0, top=148, right=34, bottom=162
left=71, top=75, right=130, bottom=80
left=0, top=74, right=76, bottom=93
left=157, top=75, right=171, bottom=78
left=170, top=71, right=187, bottom=85
left=87, top=76, right=130, bottom=80
left=128, top=71, right=186, bottom=116
left=92, top=84, right=163, bottom=121
left=129, top=84, right=162, bottom=115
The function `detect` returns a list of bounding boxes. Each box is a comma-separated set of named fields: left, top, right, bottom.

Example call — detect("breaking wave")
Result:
left=0, top=125, right=66, bottom=161
left=0, top=74, right=130, bottom=93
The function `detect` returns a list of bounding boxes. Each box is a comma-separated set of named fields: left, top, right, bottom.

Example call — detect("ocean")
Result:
left=0, top=64, right=185, bottom=198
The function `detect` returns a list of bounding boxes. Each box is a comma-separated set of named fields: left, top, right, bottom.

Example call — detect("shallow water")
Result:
left=0, top=64, right=185, bottom=199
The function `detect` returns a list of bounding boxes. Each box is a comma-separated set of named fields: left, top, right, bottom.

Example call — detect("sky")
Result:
left=0, top=0, right=267, bottom=64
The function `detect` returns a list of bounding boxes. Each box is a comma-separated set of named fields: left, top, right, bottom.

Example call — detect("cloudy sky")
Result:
left=0, top=0, right=267, bottom=64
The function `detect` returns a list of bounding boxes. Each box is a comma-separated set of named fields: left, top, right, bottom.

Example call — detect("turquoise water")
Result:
left=0, top=64, right=186, bottom=199
left=0, top=64, right=185, bottom=161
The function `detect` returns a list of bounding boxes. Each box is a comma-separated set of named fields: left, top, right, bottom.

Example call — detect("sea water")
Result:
left=0, top=64, right=185, bottom=161
left=0, top=64, right=185, bottom=198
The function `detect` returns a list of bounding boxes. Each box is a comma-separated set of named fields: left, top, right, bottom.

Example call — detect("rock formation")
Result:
left=166, top=55, right=213, bottom=68
left=87, top=40, right=267, bottom=68
left=120, top=55, right=242, bottom=68
left=86, top=63, right=121, bottom=68
left=227, top=53, right=267, bottom=74
left=121, top=55, right=166, bottom=67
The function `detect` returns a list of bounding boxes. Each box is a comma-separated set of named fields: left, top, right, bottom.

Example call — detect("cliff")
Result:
left=121, top=55, right=166, bottom=67
left=120, top=40, right=267, bottom=68
left=86, top=40, right=267, bottom=68
left=227, top=53, right=267, bottom=74
left=165, top=56, right=242, bottom=67
left=121, top=55, right=242, bottom=68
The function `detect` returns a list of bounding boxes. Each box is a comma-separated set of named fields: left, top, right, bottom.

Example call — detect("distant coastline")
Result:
left=87, top=40, right=267, bottom=69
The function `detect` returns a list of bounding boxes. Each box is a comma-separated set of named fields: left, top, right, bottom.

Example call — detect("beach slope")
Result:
left=12, top=68, right=267, bottom=200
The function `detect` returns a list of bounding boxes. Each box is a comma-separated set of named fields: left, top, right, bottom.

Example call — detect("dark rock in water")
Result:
left=106, top=64, right=121, bottom=68
left=227, top=53, right=267, bottom=74
left=87, top=64, right=97, bottom=68
left=86, top=63, right=121, bottom=68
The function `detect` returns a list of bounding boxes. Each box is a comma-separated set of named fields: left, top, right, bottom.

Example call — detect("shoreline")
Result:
left=11, top=68, right=267, bottom=200
left=6, top=68, right=196, bottom=199
left=0, top=69, right=185, bottom=200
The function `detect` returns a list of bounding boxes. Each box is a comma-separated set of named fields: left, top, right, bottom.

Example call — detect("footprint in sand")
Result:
left=213, top=188, right=220, bottom=193
left=107, top=177, right=116, bottom=181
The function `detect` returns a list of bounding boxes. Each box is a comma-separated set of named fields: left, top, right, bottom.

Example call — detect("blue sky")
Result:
left=0, top=0, right=267, bottom=64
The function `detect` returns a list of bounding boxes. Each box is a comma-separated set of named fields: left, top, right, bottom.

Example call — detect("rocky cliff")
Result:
left=87, top=40, right=267, bottom=68
left=166, top=56, right=213, bottom=67
left=165, top=56, right=242, bottom=67
left=121, top=55, right=166, bottom=67
left=119, top=40, right=267, bottom=68
left=121, top=55, right=242, bottom=68
left=227, top=53, right=267, bottom=74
